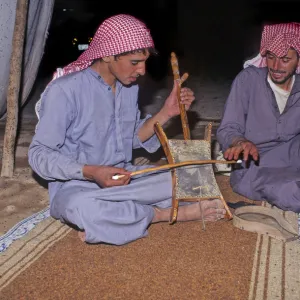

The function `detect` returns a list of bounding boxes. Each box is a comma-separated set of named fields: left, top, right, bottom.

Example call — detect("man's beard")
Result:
left=269, top=65, right=297, bottom=85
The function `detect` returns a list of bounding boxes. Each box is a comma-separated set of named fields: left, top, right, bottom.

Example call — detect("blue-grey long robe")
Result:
left=28, top=68, right=173, bottom=245
left=217, top=66, right=300, bottom=213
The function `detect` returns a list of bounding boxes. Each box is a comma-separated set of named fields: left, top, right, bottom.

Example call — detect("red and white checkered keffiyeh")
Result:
left=53, top=14, right=154, bottom=79
left=35, top=14, right=154, bottom=120
left=244, top=22, right=300, bottom=73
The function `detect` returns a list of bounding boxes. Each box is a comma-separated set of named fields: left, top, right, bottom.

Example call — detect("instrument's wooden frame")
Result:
left=154, top=53, right=232, bottom=224
left=154, top=122, right=232, bottom=224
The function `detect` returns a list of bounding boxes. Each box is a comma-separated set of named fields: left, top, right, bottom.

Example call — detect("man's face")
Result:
left=266, top=49, right=299, bottom=86
left=107, top=51, right=150, bottom=85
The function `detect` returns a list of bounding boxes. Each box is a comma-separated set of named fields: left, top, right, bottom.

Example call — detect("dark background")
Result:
left=39, top=0, right=300, bottom=81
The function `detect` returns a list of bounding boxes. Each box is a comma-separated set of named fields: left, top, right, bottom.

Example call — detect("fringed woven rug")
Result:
left=1, top=170, right=299, bottom=299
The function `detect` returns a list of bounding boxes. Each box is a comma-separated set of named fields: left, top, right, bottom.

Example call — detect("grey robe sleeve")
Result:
left=132, top=110, right=161, bottom=153
left=28, top=83, right=85, bottom=181
left=217, top=69, right=250, bottom=151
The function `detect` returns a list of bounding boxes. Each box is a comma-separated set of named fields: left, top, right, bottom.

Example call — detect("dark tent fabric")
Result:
left=0, top=0, right=54, bottom=119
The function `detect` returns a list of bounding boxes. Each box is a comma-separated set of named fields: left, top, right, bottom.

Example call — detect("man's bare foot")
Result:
left=78, top=231, right=86, bottom=242
left=152, top=199, right=226, bottom=223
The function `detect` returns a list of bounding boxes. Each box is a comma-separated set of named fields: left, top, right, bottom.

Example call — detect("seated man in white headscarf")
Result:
left=29, top=14, right=226, bottom=245
left=217, top=23, right=300, bottom=225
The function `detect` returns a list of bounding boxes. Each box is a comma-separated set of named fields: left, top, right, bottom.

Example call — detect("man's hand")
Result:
left=160, top=80, right=195, bottom=119
left=224, top=140, right=259, bottom=161
left=83, top=165, right=131, bottom=188
left=137, top=81, right=195, bottom=142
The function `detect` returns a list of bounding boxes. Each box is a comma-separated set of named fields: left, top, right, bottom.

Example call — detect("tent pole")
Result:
left=1, top=0, right=29, bottom=178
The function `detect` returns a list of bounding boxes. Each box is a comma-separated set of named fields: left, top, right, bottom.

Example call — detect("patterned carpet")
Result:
left=0, top=217, right=71, bottom=292
left=248, top=203, right=300, bottom=300
left=0, top=175, right=299, bottom=299
left=0, top=207, right=50, bottom=253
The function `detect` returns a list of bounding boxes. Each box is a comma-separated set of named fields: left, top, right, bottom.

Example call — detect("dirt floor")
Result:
left=0, top=120, right=48, bottom=235
left=0, top=166, right=48, bottom=235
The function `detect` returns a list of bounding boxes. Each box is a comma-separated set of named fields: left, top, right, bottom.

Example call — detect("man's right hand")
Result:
left=82, top=165, right=131, bottom=188
left=223, top=140, right=259, bottom=162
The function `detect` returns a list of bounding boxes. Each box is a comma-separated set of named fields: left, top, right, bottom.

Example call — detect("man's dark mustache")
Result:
left=270, top=68, right=286, bottom=74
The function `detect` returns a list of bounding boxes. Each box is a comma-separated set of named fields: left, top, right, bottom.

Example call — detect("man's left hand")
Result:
left=161, top=80, right=195, bottom=119
left=224, top=140, right=259, bottom=162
